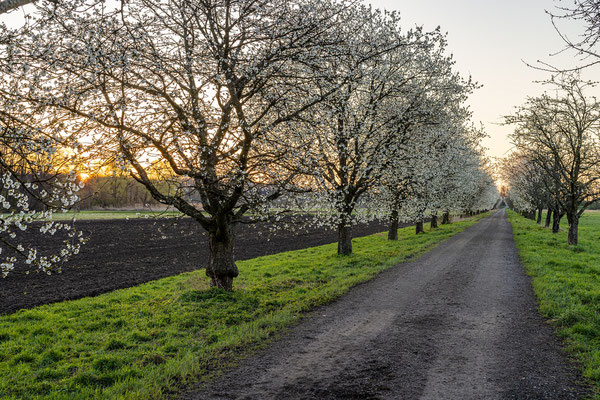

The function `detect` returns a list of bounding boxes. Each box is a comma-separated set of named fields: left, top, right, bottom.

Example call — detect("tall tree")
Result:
left=506, top=76, right=600, bottom=244
left=297, top=14, right=466, bottom=254
left=9, top=0, right=362, bottom=290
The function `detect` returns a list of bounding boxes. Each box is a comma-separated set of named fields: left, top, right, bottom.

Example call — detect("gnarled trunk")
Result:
left=544, top=208, right=551, bottom=228
left=536, top=208, right=543, bottom=224
left=430, top=213, right=438, bottom=229
left=206, top=223, right=238, bottom=291
left=338, top=222, right=353, bottom=255
left=441, top=211, right=450, bottom=225
left=388, top=209, right=399, bottom=241
left=415, top=220, right=424, bottom=234
left=567, top=211, right=579, bottom=246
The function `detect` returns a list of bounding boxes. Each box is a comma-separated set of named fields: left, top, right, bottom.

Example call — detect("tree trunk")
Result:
left=0, top=0, right=38, bottom=16
left=552, top=210, right=562, bottom=234
left=536, top=208, right=543, bottom=224
left=441, top=211, right=450, bottom=224
left=567, top=211, right=579, bottom=245
left=430, top=214, right=438, bottom=229
left=544, top=208, right=552, bottom=228
left=338, top=222, right=353, bottom=255
left=206, top=224, right=238, bottom=291
left=336, top=200, right=355, bottom=255
left=415, top=220, right=424, bottom=234
left=387, top=209, right=399, bottom=241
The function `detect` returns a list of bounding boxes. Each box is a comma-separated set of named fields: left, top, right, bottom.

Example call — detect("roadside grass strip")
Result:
left=508, top=210, right=600, bottom=397
left=0, top=214, right=487, bottom=399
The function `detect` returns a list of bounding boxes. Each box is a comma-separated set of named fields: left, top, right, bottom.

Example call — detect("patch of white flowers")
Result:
left=0, top=171, right=87, bottom=278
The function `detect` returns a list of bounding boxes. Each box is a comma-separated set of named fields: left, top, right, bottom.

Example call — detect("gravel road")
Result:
left=180, top=209, right=589, bottom=400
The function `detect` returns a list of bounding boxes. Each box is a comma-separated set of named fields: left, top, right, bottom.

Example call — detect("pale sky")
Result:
left=368, top=0, right=597, bottom=160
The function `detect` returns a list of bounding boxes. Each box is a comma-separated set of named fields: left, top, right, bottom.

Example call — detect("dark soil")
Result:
left=0, top=216, right=388, bottom=315
left=179, top=209, right=590, bottom=400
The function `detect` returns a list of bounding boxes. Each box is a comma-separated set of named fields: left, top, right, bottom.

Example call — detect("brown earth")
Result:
left=0, top=216, right=388, bottom=314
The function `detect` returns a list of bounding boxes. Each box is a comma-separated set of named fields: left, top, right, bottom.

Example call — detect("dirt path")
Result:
left=180, top=209, right=589, bottom=400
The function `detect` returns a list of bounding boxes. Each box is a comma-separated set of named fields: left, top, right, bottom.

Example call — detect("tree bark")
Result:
left=441, top=211, right=450, bottom=224
left=387, top=209, right=399, bottom=241
left=536, top=207, right=543, bottom=224
left=430, top=214, right=438, bottom=229
left=338, top=222, right=353, bottom=255
left=544, top=208, right=552, bottom=228
left=335, top=196, right=355, bottom=255
left=567, top=211, right=579, bottom=245
left=415, top=220, right=424, bottom=234
left=552, top=209, right=563, bottom=234
left=206, top=223, right=238, bottom=291
left=0, top=0, right=39, bottom=15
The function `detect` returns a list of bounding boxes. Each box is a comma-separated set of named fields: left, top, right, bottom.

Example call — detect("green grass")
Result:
left=1, top=210, right=185, bottom=221
left=507, top=210, right=600, bottom=398
left=0, top=214, right=488, bottom=399
left=52, top=210, right=184, bottom=221
left=3, top=209, right=474, bottom=222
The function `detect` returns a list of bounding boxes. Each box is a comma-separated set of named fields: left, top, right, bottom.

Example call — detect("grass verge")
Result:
left=0, top=210, right=184, bottom=222
left=51, top=210, right=183, bottom=221
left=507, top=210, right=600, bottom=398
left=0, top=214, right=487, bottom=399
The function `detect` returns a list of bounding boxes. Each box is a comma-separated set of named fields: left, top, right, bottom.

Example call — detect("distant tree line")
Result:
left=78, top=176, right=162, bottom=209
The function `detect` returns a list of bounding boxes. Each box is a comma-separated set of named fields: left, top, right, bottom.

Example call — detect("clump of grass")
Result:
left=508, top=210, right=600, bottom=397
left=0, top=214, right=487, bottom=399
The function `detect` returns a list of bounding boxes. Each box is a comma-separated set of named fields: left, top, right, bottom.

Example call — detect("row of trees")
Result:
left=1, top=0, right=498, bottom=289
left=503, top=0, right=600, bottom=246
left=78, top=176, right=162, bottom=209
left=502, top=76, right=600, bottom=245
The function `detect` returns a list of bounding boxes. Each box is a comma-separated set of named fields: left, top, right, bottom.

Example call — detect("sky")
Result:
left=368, top=0, right=596, bottom=160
